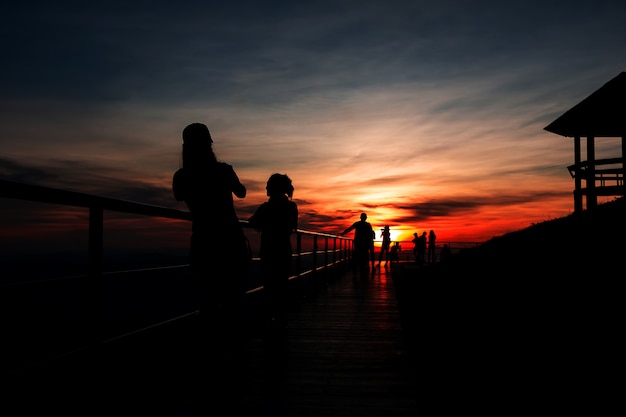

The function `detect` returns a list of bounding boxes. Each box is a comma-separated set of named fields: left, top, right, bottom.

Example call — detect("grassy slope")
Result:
left=452, top=195, right=625, bottom=276
left=395, top=197, right=624, bottom=415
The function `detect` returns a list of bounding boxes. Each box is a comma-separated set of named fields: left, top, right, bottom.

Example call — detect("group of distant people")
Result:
left=339, top=215, right=406, bottom=279
left=341, top=220, right=450, bottom=271
left=339, top=216, right=456, bottom=273
left=410, top=229, right=452, bottom=265
left=411, top=230, right=435, bottom=264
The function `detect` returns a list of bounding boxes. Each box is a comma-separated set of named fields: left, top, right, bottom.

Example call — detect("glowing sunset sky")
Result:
left=2, top=0, right=626, bottom=246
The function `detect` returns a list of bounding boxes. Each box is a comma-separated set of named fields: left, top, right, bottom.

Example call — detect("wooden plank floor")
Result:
left=241, top=264, right=419, bottom=416
left=5, top=263, right=419, bottom=416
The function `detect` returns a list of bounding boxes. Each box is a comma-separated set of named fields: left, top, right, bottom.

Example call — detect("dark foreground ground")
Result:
left=394, top=197, right=624, bottom=415
left=3, top=198, right=622, bottom=415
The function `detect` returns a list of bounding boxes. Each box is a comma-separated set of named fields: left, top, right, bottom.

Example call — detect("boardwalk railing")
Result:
left=0, top=179, right=353, bottom=374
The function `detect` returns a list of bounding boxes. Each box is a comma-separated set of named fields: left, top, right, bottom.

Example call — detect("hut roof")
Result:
left=544, top=71, right=626, bottom=138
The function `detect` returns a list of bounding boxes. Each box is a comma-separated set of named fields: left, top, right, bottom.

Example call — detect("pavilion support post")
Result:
left=622, top=136, right=626, bottom=196
left=586, top=136, right=597, bottom=210
left=574, top=136, right=583, bottom=213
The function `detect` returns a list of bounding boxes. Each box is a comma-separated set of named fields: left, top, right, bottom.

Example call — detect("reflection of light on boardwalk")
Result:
left=372, top=261, right=391, bottom=284
left=252, top=263, right=418, bottom=416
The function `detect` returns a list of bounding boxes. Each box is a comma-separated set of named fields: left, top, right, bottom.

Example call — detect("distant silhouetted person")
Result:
left=411, top=232, right=419, bottom=263
left=172, top=122, right=249, bottom=315
left=248, top=173, right=298, bottom=330
left=341, top=212, right=375, bottom=278
left=440, top=243, right=452, bottom=263
left=428, top=229, right=437, bottom=263
left=417, top=231, right=427, bottom=264
left=389, top=241, right=401, bottom=264
left=376, top=225, right=391, bottom=268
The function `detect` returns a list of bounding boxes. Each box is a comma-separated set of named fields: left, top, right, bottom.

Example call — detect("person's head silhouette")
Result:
left=181, top=122, right=216, bottom=167
left=360, top=213, right=367, bottom=221
left=266, top=173, right=294, bottom=199
left=183, top=122, right=212, bottom=143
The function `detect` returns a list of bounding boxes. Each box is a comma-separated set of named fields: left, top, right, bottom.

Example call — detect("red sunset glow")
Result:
left=2, top=2, right=625, bottom=255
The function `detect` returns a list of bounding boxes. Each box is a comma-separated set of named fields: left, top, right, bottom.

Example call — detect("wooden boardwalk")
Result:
left=6, top=263, right=420, bottom=416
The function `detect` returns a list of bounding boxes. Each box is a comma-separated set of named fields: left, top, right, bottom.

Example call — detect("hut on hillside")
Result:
left=545, top=71, right=626, bottom=213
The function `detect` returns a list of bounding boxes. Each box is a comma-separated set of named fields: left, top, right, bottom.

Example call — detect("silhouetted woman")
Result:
left=248, top=173, right=298, bottom=329
left=172, top=122, right=251, bottom=408
left=377, top=225, right=391, bottom=267
left=172, top=123, right=250, bottom=316
left=428, top=229, right=437, bottom=263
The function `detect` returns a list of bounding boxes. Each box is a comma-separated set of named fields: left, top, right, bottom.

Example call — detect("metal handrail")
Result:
left=0, top=178, right=353, bottom=374
left=0, top=178, right=352, bottom=285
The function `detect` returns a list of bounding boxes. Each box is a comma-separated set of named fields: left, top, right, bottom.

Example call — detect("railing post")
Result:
left=323, top=237, right=329, bottom=271
left=322, top=236, right=329, bottom=284
left=296, top=232, right=302, bottom=277
left=312, top=235, right=318, bottom=276
left=88, top=205, right=103, bottom=347
left=294, top=232, right=303, bottom=297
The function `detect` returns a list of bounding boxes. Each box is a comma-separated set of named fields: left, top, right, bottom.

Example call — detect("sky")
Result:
left=2, top=0, right=626, bottom=253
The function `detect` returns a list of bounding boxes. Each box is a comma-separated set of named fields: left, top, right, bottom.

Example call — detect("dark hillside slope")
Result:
left=397, top=197, right=624, bottom=415
left=451, top=195, right=625, bottom=276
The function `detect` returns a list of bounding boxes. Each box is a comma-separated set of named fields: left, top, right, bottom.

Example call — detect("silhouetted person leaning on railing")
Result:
left=341, top=212, right=375, bottom=278
left=248, top=173, right=298, bottom=331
